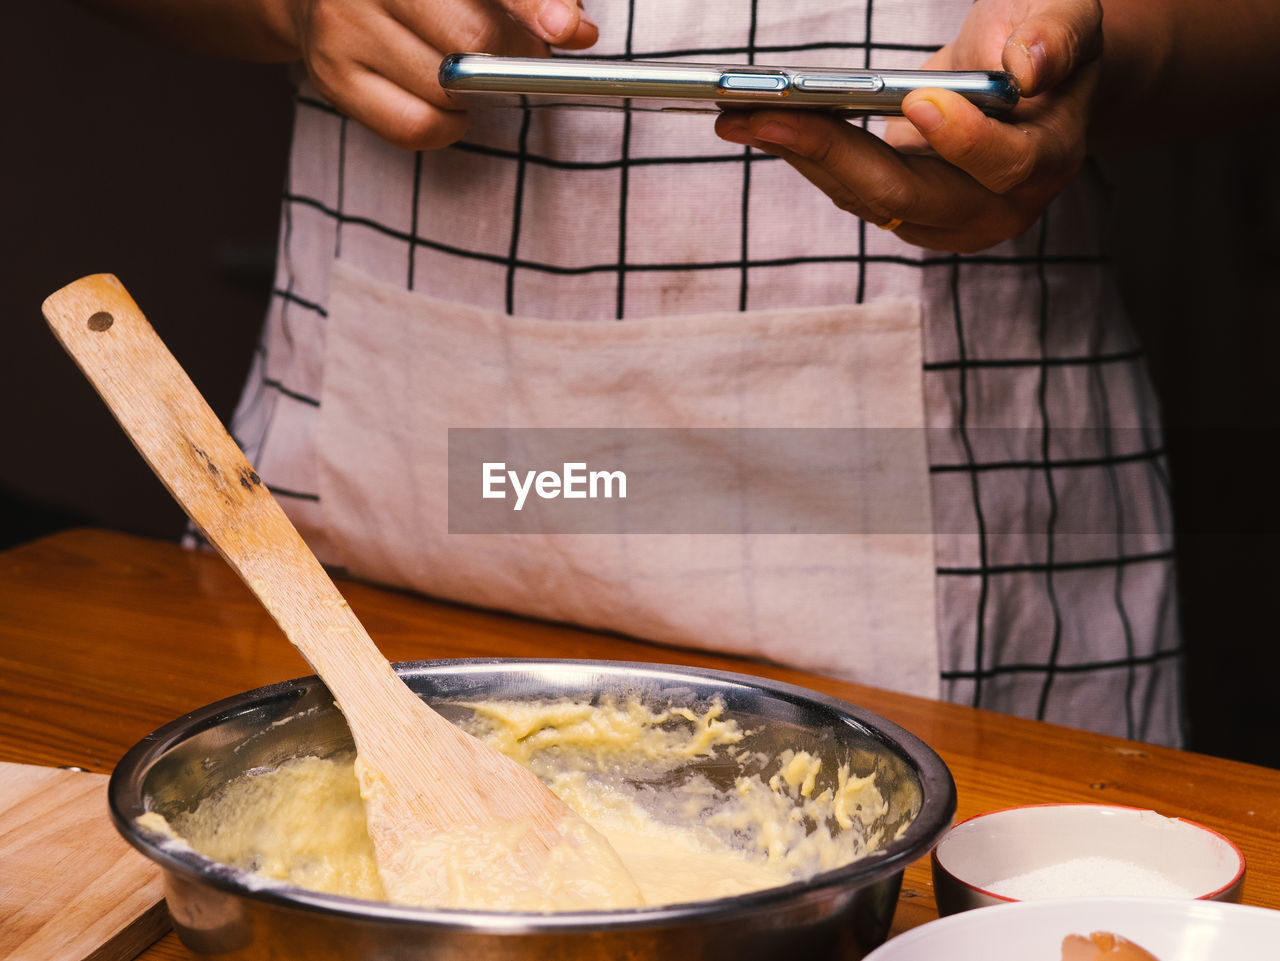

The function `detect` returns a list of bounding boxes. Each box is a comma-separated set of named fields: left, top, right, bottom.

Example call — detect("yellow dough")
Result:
left=139, top=696, right=894, bottom=911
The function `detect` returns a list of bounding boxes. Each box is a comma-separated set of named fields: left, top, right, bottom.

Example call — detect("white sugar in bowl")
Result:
left=930, top=803, right=1244, bottom=915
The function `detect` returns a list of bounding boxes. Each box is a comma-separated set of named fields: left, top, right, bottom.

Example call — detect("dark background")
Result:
left=5, top=4, right=1277, bottom=767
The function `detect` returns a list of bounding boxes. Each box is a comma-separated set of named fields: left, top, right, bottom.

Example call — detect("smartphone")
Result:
left=439, top=53, right=1019, bottom=116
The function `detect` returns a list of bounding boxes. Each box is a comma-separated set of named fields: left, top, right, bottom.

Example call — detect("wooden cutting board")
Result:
left=0, top=762, right=169, bottom=961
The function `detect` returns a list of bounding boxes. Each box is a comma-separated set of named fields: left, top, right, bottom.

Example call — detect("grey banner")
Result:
left=448, top=427, right=1171, bottom=535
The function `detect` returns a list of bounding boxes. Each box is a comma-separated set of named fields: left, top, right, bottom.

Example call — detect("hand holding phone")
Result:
left=713, top=0, right=1102, bottom=254
left=279, top=0, right=599, bottom=151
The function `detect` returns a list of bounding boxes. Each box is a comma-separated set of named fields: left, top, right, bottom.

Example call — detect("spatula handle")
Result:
left=41, top=277, right=647, bottom=891
left=44, top=275, right=275, bottom=546
left=41, top=274, right=402, bottom=710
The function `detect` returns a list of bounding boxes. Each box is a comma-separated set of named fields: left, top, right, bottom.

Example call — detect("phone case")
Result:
left=439, top=54, right=1019, bottom=116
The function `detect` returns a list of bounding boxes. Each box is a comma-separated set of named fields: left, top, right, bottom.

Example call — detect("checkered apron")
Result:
left=227, top=0, right=1184, bottom=745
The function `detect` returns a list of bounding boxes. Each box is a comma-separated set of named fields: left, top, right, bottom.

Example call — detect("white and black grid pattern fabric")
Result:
left=227, top=0, right=1184, bottom=745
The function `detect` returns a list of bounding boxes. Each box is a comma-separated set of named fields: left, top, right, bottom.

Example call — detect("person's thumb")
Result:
left=1003, top=0, right=1102, bottom=97
left=501, top=0, right=598, bottom=48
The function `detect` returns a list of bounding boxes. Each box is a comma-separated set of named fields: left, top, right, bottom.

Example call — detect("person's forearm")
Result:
left=1092, top=0, right=1280, bottom=148
left=72, top=0, right=298, bottom=61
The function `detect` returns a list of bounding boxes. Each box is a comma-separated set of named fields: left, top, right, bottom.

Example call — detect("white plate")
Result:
left=865, top=897, right=1280, bottom=960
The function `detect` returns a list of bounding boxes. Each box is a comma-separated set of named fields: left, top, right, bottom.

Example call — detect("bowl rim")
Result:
left=863, top=894, right=1280, bottom=959
left=109, top=657, right=957, bottom=933
left=930, top=801, right=1246, bottom=904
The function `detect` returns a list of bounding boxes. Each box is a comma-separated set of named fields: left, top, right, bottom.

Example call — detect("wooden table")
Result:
left=3, top=528, right=1278, bottom=959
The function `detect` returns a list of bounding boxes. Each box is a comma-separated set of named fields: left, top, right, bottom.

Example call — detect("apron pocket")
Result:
left=317, top=259, right=940, bottom=697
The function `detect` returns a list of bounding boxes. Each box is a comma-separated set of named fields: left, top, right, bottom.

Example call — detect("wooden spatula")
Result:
left=43, top=273, right=643, bottom=911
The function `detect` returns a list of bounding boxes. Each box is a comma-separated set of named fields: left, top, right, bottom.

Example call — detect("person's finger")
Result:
left=304, top=5, right=475, bottom=149
left=881, top=117, right=931, bottom=155
left=388, top=0, right=594, bottom=51
left=881, top=217, right=1012, bottom=254
left=1002, top=0, right=1102, bottom=96
left=325, top=64, right=471, bottom=150
left=381, top=0, right=554, bottom=58
left=716, top=110, right=920, bottom=225
left=766, top=141, right=1025, bottom=253
left=487, top=0, right=599, bottom=48
left=901, top=88, right=1081, bottom=194
left=308, top=0, right=570, bottom=149
left=716, top=109, right=1021, bottom=236
left=353, top=12, right=460, bottom=107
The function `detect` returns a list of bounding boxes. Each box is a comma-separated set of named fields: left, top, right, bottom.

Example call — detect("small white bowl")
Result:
left=931, top=803, right=1244, bottom=916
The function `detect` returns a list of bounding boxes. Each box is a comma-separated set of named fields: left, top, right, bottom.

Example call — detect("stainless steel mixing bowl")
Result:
left=110, top=659, right=955, bottom=960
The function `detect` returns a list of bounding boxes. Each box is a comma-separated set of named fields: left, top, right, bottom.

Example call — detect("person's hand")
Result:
left=279, top=0, right=598, bottom=150
left=714, top=0, right=1102, bottom=252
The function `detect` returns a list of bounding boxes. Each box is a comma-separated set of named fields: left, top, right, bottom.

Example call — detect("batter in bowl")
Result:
left=139, top=695, right=895, bottom=911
